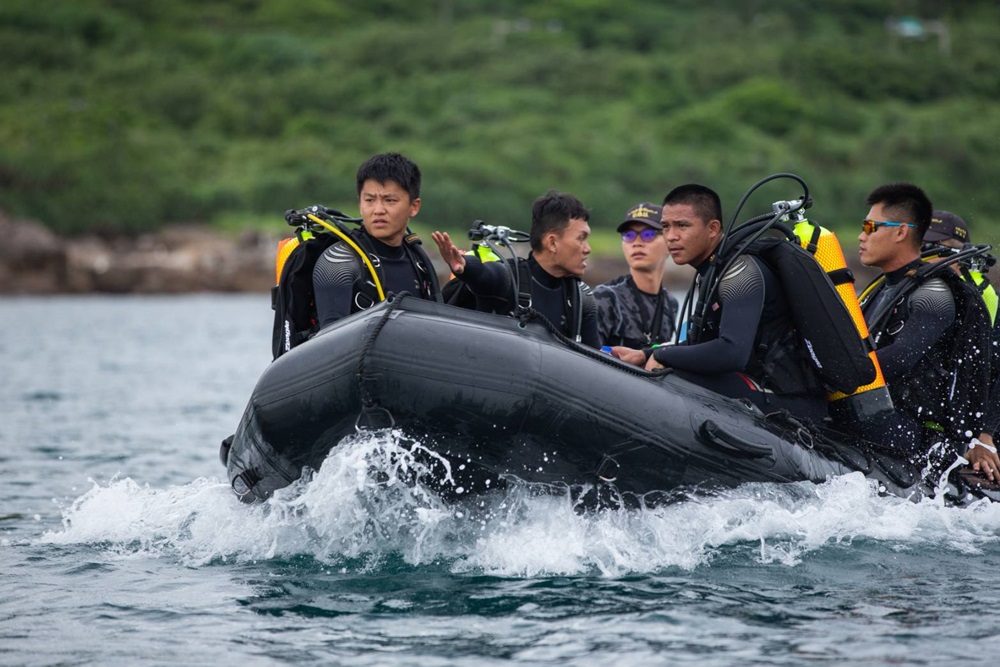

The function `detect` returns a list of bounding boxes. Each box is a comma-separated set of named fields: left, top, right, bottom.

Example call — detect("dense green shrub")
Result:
left=0, top=0, right=998, bottom=246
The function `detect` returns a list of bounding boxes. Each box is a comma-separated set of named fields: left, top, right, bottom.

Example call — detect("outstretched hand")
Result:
left=431, top=231, right=466, bottom=275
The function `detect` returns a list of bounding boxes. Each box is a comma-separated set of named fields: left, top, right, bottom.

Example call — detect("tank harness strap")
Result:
left=858, top=275, right=884, bottom=307
left=860, top=335, right=877, bottom=355
left=566, top=279, right=583, bottom=341
left=827, top=267, right=855, bottom=286
left=688, top=259, right=721, bottom=344
left=793, top=223, right=851, bottom=288
left=516, top=258, right=532, bottom=309
left=404, top=232, right=444, bottom=303
left=865, top=268, right=922, bottom=338
left=307, top=213, right=386, bottom=302
left=804, top=224, right=821, bottom=255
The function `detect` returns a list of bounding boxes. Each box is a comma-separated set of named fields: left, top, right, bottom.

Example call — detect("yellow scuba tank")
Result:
left=793, top=218, right=894, bottom=422
left=917, top=246, right=998, bottom=325
left=975, top=271, right=998, bottom=324
left=273, top=210, right=386, bottom=299
left=456, top=242, right=502, bottom=275
left=274, top=234, right=305, bottom=285
left=471, top=243, right=502, bottom=263
left=441, top=243, right=504, bottom=306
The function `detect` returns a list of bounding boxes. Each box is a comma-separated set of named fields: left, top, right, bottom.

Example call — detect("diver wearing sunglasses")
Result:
left=857, top=183, right=992, bottom=470
left=861, top=219, right=915, bottom=235
left=592, top=202, right=679, bottom=350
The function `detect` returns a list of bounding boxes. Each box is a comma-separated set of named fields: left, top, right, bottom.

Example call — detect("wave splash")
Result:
left=39, top=430, right=1000, bottom=576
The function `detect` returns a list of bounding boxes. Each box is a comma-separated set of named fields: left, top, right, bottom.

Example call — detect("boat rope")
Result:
left=354, top=292, right=407, bottom=431
left=512, top=306, right=667, bottom=379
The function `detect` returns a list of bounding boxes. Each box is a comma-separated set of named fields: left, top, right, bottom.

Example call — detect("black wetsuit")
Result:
left=312, top=234, right=432, bottom=329
left=986, top=321, right=1000, bottom=436
left=455, top=254, right=601, bottom=348
left=861, top=259, right=956, bottom=455
left=592, top=275, right=679, bottom=349
left=865, top=262, right=956, bottom=384
left=652, top=254, right=827, bottom=422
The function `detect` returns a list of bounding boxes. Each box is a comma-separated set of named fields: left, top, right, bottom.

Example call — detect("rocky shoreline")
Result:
left=5, top=211, right=873, bottom=296
left=0, top=211, right=683, bottom=296
left=0, top=212, right=278, bottom=294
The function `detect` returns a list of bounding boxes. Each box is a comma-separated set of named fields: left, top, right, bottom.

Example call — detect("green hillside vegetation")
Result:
left=2, top=0, right=999, bottom=249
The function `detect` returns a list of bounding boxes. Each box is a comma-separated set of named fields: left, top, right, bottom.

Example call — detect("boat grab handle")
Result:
left=356, top=406, right=396, bottom=431
left=699, top=420, right=773, bottom=459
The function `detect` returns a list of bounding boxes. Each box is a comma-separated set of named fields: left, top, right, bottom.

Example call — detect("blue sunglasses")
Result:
left=862, top=219, right=915, bottom=235
left=621, top=228, right=660, bottom=243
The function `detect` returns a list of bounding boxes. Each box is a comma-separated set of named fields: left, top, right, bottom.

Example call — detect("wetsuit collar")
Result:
left=366, top=233, right=406, bottom=259
left=883, top=258, right=924, bottom=286
left=693, top=240, right=725, bottom=277
left=527, top=253, right=565, bottom=289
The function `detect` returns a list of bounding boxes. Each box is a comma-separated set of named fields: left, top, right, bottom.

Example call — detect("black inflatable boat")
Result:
left=222, top=294, right=998, bottom=507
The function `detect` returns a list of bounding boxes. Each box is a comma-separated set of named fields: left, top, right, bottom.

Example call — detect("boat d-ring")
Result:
left=231, top=468, right=261, bottom=499
left=596, top=455, right=620, bottom=482
left=355, top=406, right=396, bottom=431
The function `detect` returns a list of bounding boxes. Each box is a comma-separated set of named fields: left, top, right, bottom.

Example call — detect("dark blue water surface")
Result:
left=2, top=295, right=1000, bottom=666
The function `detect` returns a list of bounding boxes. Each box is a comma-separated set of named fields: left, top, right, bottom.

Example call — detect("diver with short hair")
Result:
left=312, top=153, right=441, bottom=329
left=615, top=184, right=828, bottom=423
left=858, top=183, right=992, bottom=463
left=432, top=190, right=601, bottom=348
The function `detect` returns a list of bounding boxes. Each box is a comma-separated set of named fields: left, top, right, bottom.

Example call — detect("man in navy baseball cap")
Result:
left=924, top=210, right=971, bottom=248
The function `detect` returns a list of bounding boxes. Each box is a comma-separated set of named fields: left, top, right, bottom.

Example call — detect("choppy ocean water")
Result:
left=2, top=295, right=999, bottom=666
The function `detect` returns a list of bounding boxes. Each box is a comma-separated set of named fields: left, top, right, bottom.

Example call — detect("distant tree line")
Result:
left=1, top=0, right=998, bottom=247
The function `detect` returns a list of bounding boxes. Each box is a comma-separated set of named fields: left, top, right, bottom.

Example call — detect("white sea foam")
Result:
left=40, top=430, right=1000, bottom=576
